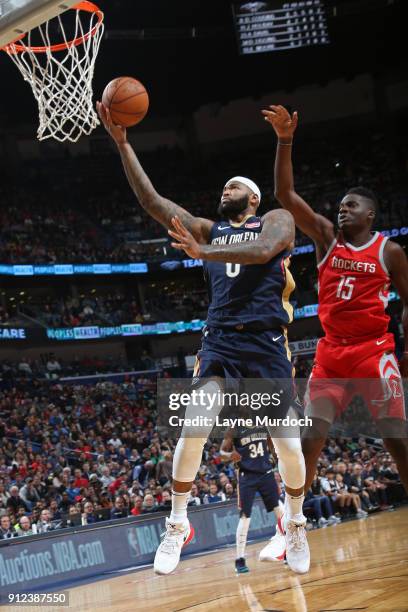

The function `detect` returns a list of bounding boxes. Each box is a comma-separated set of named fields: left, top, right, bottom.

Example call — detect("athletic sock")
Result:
left=236, top=516, right=251, bottom=559
left=169, top=490, right=190, bottom=524
left=285, top=492, right=305, bottom=524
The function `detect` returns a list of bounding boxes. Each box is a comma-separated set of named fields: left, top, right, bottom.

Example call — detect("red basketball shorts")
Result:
left=306, top=332, right=406, bottom=421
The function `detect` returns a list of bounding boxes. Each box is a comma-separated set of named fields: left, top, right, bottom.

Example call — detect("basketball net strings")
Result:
left=7, top=9, right=104, bottom=142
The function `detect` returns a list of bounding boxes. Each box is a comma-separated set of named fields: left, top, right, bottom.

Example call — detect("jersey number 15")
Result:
left=336, top=275, right=356, bottom=300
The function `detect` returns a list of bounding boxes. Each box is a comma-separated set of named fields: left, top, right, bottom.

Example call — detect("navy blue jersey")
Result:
left=233, top=427, right=272, bottom=474
left=203, top=215, right=295, bottom=330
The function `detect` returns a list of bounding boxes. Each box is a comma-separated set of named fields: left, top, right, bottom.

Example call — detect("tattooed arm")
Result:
left=96, top=102, right=213, bottom=243
left=169, top=209, right=295, bottom=264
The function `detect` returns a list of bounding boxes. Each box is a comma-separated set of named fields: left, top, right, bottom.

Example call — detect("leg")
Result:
left=235, top=513, right=251, bottom=573
left=154, top=379, right=223, bottom=575
left=302, top=397, right=334, bottom=492
left=271, top=436, right=305, bottom=522
left=235, top=475, right=256, bottom=572
left=378, top=430, right=408, bottom=495
left=170, top=436, right=208, bottom=521
left=271, top=435, right=310, bottom=574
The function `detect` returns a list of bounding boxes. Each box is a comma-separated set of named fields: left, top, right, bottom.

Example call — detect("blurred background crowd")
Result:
left=0, top=373, right=405, bottom=540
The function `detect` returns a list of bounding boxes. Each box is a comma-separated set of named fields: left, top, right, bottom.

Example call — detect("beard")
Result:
left=217, top=194, right=249, bottom=218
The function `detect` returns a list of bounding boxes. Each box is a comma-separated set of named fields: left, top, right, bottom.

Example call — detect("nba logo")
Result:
left=127, top=528, right=140, bottom=557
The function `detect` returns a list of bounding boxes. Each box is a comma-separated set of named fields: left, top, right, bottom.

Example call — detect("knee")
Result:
left=275, top=438, right=303, bottom=464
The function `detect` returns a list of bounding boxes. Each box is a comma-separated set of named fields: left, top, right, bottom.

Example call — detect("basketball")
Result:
left=102, top=77, right=149, bottom=128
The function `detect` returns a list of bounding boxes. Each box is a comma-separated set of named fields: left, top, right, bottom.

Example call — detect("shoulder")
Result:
left=261, top=209, right=294, bottom=225
left=383, top=239, right=407, bottom=273
left=383, top=238, right=404, bottom=255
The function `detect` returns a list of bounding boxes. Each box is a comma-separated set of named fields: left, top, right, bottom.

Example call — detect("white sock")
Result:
left=285, top=492, right=305, bottom=524
left=169, top=490, right=190, bottom=524
left=236, top=516, right=251, bottom=559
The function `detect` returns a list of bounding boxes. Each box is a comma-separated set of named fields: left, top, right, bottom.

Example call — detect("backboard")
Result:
left=0, top=0, right=79, bottom=47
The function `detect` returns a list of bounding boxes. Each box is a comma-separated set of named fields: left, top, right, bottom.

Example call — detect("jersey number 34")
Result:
left=249, top=442, right=265, bottom=458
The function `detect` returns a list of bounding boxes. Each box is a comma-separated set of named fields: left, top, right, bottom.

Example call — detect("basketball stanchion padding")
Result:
left=1, top=1, right=104, bottom=142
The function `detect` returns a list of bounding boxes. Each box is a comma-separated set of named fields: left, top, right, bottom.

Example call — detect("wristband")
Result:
left=278, top=140, right=293, bottom=146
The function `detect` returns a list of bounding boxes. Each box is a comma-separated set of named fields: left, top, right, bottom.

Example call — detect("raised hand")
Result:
left=262, top=104, right=298, bottom=140
left=96, top=101, right=128, bottom=146
left=168, top=216, right=202, bottom=259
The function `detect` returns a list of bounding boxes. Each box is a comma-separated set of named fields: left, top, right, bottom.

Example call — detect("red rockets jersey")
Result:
left=318, top=231, right=391, bottom=342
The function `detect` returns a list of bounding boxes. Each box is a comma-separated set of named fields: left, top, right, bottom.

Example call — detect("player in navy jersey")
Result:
left=221, top=427, right=285, bottom=574
left=97, top=103, right=310, bottom=577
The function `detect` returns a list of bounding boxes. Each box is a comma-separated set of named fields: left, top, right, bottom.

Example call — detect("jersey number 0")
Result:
left=226, top=263, right=241, bottom=278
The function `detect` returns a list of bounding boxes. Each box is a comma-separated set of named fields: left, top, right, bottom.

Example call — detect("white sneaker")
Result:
left=285, top=519, right=310, bottom=574
left=356, top=509, right=368, bottom=519
left=154, top=518, right=195, bottom=575
left=328, top=515, right=341, bottom=524
left=259, top=518, right=286, bottom=562
left=318, top=517, right=328, bottom=528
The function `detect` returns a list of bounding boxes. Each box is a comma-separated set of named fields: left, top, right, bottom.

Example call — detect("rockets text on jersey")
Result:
left=317, top=231, right=390, bottom=342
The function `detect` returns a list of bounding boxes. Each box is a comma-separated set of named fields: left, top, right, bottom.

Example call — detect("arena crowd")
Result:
left=0, top=373, right=405, bottom=540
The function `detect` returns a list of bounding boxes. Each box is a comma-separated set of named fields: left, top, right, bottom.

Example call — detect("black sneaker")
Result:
left=235, top=557, right=249, bottom=574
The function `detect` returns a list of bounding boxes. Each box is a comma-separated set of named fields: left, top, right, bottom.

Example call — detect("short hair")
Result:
left=345, top=186, right=379, bottom=214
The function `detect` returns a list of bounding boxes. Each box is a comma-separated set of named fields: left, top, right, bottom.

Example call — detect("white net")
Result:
left=4, top=3, right=104, bottom=142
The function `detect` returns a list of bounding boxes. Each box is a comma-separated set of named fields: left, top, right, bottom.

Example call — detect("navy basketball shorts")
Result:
left=193, top=326, right=295, bottom=420
left=238, top=470, right=279, bottom=517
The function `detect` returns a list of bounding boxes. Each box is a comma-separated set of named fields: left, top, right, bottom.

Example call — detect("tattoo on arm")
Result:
left=118, top=142, right=212, bottom=242
left=200, top=209, right=295, bottom=264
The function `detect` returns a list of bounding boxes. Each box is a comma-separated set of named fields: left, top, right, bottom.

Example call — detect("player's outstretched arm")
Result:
left=262, top=105, right=335, bottom=252
left=384, top=241, right=408, bottom=377
left=169, top=209, right=295, bottom=264
left=96, top=102, right=212, bottom=243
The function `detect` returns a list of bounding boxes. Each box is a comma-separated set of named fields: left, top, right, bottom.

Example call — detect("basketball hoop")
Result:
left=1, top=1, right=104, bottom=142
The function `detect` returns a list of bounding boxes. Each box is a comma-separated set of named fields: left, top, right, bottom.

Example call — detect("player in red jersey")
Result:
left=263, top=105, right=408, bottom=494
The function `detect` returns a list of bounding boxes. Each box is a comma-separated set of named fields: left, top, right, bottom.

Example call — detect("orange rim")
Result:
left=2, top=1, right=103, bottom=54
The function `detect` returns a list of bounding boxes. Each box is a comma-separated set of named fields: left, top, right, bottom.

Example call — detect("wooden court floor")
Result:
left=4, top=507, right=408, bottom=612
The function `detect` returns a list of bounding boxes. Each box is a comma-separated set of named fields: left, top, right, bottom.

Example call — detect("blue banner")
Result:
left=0, top=500, right=275, bottom=593
left=0, top=226, right=406, bottom=276
left=0, top=263, right=149, bottom=277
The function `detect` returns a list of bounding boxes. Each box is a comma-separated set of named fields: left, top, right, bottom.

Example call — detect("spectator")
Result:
left=82, top=502, right=97, bottom=524
left=0, top=515, right=18, bottom=539
left=46, top=355, right=62, bottom=379
left=141, top=494, right=158, bottom=514
left=110, top=496, right=128, bottom=520
left=188, top=484, right=201, bottom=506
left=156, top=451, right=172, bottom=486
left=305, top=476, right=341, bottom=527
left=130, top=496, right=143, bottom=516
left=350, top=464, right=373, bottom=511
left=108, top=433, right=122, bottom=449
left=6, top=486, right=29, bottom=514
left=157, top=490, right=172, bottom=512
left=203, top=484, right=226, bottom=504
left=224, top=482, right=236, bottom=501
left=65, top=506, right=81, bottom=528
left=19, top=478, right=41, bottom=510
left=73, top=469, right=89, bottom=489
left=36, top=509, right=55, bottom=534
left=16, top=515, right=34, bottom=537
